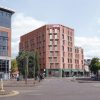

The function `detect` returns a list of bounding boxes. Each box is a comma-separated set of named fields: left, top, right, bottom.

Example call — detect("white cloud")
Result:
left=11, top=13, right=46, bottom=58
left=75, top=36, right=100, bottom=59
left=12, top=13, right=100, bottom=59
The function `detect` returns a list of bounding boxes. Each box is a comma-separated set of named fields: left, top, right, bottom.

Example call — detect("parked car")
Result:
left=90, top=74, right=96, bottom=80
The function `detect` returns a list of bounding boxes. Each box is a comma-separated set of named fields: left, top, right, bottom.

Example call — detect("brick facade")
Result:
left=20, top=24, right=84, bottom=77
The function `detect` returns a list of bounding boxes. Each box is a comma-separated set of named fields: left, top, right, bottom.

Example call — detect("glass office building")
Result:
left=0, top=7, right=14, bottom=79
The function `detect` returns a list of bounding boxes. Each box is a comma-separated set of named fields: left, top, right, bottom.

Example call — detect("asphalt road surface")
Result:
left=1, top=78, right=100, bottom=100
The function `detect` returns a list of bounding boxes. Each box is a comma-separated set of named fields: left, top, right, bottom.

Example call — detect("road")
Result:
left=1, top=78, right=100, bottom=100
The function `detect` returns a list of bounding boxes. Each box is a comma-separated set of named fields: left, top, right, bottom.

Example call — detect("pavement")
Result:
left=3, top=79, right=39, bottom=87
left=1, top=77, right=100, bottom=100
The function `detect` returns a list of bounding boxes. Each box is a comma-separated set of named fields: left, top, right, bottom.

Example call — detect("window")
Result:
left=50, top=63, right=54, bottom=68
left=0, top=60, right=9, bottom=72
left=70, top=48, right=72, bottom=52
left=70, top=37, right=72, bottom=41
left=68, top=47, right=69, bottom=52
left=50, top=29, right=52, bottom=33
left=75, top=60, right=79, bottom=64
left=50, top=40, right=53, bottom=45
left=63, top=28, right=64, bottom=33
left=55, top=63, right=59, bottom=68
left=62, top=58, right=64, bottom=62
left=50, top=52, right=53, bottom=56
left=50, top=34, right=52, bottom=39
left=0, top=11, right=11, bottom=28
left=68, top=36, right=72, bottom=41
left=63, top=64, right=65, bottom=68
left=62, top=34, right=64, bottom=39
left=54, top=46, right=58, bottom=51
left=63, top=40, right=65, bottom=45
left=68, top=64, right=70, bottom=68
left=62, top=46, right=64, bottom=51
left=81, top=49, right=83, bottom=54
left=49, top=58, right=52, bottom=62
left=75, top=48, right=79, bottom=53
left=54, top=34, right=57, bottom=39
left=68, top=59, right=70, bottom=63
left=68, top=42, right=71, bottom=46
left=68, top=36, right=70, bottom=41
left=55, top=40, right=58, bottom=45
left=50, top=46, right=52, bottom=51
left=68, top=47, right=72, bottom=52
left=55, top=29, right=57, bottom=33
left=81, top=60, right=83, bottom=64
left=54, top=57, right=57, bottom=62
left=0, top=32, right=8, bottom=56
left=50, top=63, right=52, bottom=68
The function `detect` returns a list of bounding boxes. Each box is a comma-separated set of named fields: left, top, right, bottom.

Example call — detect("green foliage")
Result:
left=34, top=50, right=40, bottom=75
left=16, top=50, right=40, bottom=78
left=16, top=51, right=28, bottom=77
left=28, top=52, right=35, bottom=78
left=11, top=59, right=18, bottom=73
left=89, top=57, right=100, bottom=74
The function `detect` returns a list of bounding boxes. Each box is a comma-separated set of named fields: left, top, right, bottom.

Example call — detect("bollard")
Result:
left=0, top=78, right=4, bottom=91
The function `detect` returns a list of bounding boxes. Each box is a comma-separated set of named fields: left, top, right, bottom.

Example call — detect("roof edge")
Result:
left=0, top=6, right=15, bottom=14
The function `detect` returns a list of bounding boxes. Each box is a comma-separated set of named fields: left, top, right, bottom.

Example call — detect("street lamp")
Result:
left=5, top=37, right=8, bottom=80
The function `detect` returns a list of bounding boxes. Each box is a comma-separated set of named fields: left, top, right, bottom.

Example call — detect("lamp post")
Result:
left=5, top=37, right=8, bottom=80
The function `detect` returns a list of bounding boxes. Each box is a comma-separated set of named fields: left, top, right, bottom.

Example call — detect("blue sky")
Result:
left=0, top=0, right=100, bottom=58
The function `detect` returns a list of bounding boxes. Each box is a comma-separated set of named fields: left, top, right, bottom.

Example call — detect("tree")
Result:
left=16, top=51, right=29, bottom=84
left=28, top=51, right=35, bottom=78
left=89, top=57, right=100, bottom=78
left=16, top=50, right=40, bottom=82
left=34, top=50, right=40, bottom=79
left=11, top=59, right=18, bottom=73
left=16, top=51, right=27, bottom=77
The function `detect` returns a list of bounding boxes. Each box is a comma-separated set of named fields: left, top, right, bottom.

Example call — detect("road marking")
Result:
left=0, top=91, right=19, bottom=97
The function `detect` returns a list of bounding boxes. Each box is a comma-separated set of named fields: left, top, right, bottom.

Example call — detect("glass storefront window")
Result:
left=0, top=32, right=8, bottom=56
left=0, top=60, right=9, bottom=72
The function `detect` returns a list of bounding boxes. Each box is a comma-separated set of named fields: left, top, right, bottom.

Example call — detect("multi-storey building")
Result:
left=0, top=7, right=14, bottom=79
left=74, top=47, right=84, bottom=75
left=84, top=59, right=91, bottom=76
left=20, top=24, right=84, bottom=77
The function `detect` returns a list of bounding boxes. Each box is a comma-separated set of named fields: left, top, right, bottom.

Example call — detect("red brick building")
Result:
left=19, top=24, right=84, bottom=77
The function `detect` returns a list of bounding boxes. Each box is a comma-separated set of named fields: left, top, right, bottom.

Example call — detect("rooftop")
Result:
left=0, top=6, right=15, bottom=14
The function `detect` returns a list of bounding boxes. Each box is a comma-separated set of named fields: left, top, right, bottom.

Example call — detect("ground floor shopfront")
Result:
left=0, top=56, right=11, bottom=80
left=45, top=68, right=84, bottom=77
